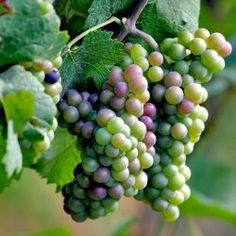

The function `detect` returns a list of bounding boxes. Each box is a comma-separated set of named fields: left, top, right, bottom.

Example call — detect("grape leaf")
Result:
left=1, top=91, right=34, bottom=133
left=60, top=31, right=123, bottom=93
left=0, top=0, right=68, bottom=67
left=1, top=120, right=22, bottom=177
left=35, top=127, right=81, bottom=188
left=84, top=0, right=132, bottom=28
left=0, top=65, right=57, bottom=128
left=138, top=0, right=200, bottom=42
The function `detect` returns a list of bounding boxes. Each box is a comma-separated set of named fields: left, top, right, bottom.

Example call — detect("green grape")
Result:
left=147, top=66, right=164, bottom=82
left=184, top=83, right=203, bottom=104
left=111, top=133, right=127, bottom=149
left=130, top=44, right=147, bottom=59
left=112, top=156, right=129, bottom=171
left=178, top=31, right=194, bottom=47
left=189, top=118, right=205, bottom=134
left=181, top=184, right=191, bottom=200
left=151, top=173, right=168, bottom=188
left=138, top=152, right=154, bottom=169
left=189, top=61, right=209, bottom=82
left=173, top=61, right=189, bottom=74
left=168, top=173, right=185, bottom=190
left=160, top=38, right=177, bottom=52
left=167, top=43, right=186, bottom=61
left=95, top=128, right=112, bottom=146
left=165, top=86, right=184, bottom=105
left=163, top=164, right=179, bottom=177
left=107, top=117, right=124, bottom=134
left=189, top=38, right=207, bottom=55
left=134, top=57, right=149, bottom=71
left=168, top=140, right=185, bottom=157
left=133, top=171, right=148, bottom=190
left=131, top=121, right=147, bottom=141
left=163, top=205, right=180, bottom=222
left=145, top=187, right=161, bottom=199
left=152, top=198, right=168, bottom=211
left=111, top=168, right=129, bottom=182
left=194, top=28, right=210, bottom=40
left=172, top=154, right=186, bottom=166
left=179, top=164, right=191, bottom=181
left=126, top=148, right=139, bottom=161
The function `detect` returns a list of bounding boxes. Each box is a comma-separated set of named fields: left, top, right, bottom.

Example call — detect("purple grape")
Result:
left=144, top=103, right=157, bottom=117
left=108, top=184, right=125, bottom=199
left=110, top=96, right=125, bottom=110
left=74, top=120, right=84, bottom=134
left=143, top=131, right=157, bottom=147
left=66, top=89, right=82, bottom=106
left=78, top=101, right=92, bottom=117
left=58, top=100, right=68, bottom=111
left=100, top=90, right=114, bottom=105
left=88, top=186, right=107, bottom=200
left=93, top=167, right=110, bottom=183
left=164, top=71, right=182, bottom=87
left=44, top=70, right=60, bottom=84
left=140, top=116, right=153, bottom=130
left=81, top=121, right=95, bottom=139
left=108, top=67, right=123, bottom=86
left=81, top=91, right=90, bottom=101
left=151, top=84, right=166, bottom=103
left=114, top=82, right=129, bottom=97
left=63, top=106, right=79, bottom=123
left=89, top=93, right=99, bottom=104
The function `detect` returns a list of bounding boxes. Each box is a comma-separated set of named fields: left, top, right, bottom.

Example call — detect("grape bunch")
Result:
left=61, top=28, right=231, bottom=222
left=19, top=57, right=62, bottom=155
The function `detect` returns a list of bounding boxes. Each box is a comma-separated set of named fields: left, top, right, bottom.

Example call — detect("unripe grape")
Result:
left=78, top=100, right=92, bottom=117
left=184, top=142, right=194, bottom=155
left=111, top=133, right=126, bottom=149
left=111, top=168, right=129, bottom=182
left=164, top=103, right=177, bottom=115
left=165, top=86, right=184, bottom=105
left=97, top=108, right=115, bottom=127
left=168, top=173, right=185, bottom=190
left=107, top=117, right=124, bottom=134
left=143, top=131, right=157, bottom=147
left=112, top=156, right=129, bottom=171
left=137, top=142, right=147, bottom=153
left=133, top=171, right=148, bottom=190
left=181, top=74, right=194, bottom=88
left=163, top=205, right=180, bottom=222
left=134, top=57, right=149, bottom=71
left=108, top=67, right=123, bottom=86
left=152, top=198, right=168, bottom=211
left=147, top=66, right=164, bottom=82
left=129, top=75, right=148, bottom=93
left=172, top=154, right=186, bottom=166
left=148, top=51, right=164, bottom=66
left=121, top=54, right=133, bottom=69
left=168, top=140, right=185, bottom=157
left=167, top=43, right=186, bottom=61
left=189, top=118, right=205, bottom=134
left=171, top=123, right=187, bottom=140
left=160, top=38, right=177, bottom=53
left=207, top=32, right=226, bottom=51
left=189, top=61, right=209, bottom=82
left=194, top=28, right=210, bottom=40
left=110, top=97, right=125, bottom=110
left=173, top=61, right=189, bottom=75
left=63, top=106, right=79, bottom=123
left=145, top=187, right=161, bottom=200
left=138, top=152, right=154, bottom=169
left=114, top=82, right=129, bottom=97
left=151, top=173, right=168, bottom=189
left=131, top=121, right=147, bottom=141
left=151, top=84, right=166, bottom=102
left=130, top=44, right=147, bottom=59
left=218, top=41, right=232, bottom=57
left=184, top=83, right=203, bottom=104
left=82, top=156, right=99, bottom=173
left=179, top=165, right=191, bottom=181
left=124, top=64, right=143, bottom=81
left=158, top=122, right=171, bottom=136
left=126, top=147, right=139, bottom=161
left=189, top=38, right=207, bottom=55
left=33, top=135, right=50, bottom=152
left=164, top=71, right=182, bottom=87
left=125, top=98, right=143, bottom=116
left=100, top=90, right=114, bottom=105
left=163, top=164, right=179, bottom=177
left=178, top=31, right=194, bottom=47
left=44, top=82, right=62, bottom=97
left=135, top=90, right=150, bottom=103
left=181, top=184, right=191, bottom=200
left=95, top=128, right=112, bottom=145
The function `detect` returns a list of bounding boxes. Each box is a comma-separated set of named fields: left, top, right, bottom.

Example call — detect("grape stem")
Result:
left=67, top=16, right=121, bottom=50
left=116, top=0, right=158, bottom=50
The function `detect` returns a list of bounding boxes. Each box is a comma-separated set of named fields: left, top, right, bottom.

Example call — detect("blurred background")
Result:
left=1, top=0, right=236, bottom=235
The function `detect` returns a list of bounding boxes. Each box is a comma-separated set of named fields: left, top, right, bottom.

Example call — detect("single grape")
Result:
left=164, top=71, right=182, bottom=87
left=44, top=70, right=60, bottom=84
left=167, top=43, right=186, bottom=61
left=63, top=106, right=79, bottom=123
left=178, top=31, right=194, bottom=47
left=148, top=51, right=164, bottom=66
left=95, top=128, right=112, bottom=146
left=207, top=32, right=226, bottom=51
left=189, top=38, right=207, bottom=55
left=165, top=86, right=184, bottom=105
left=114, top=82, right=129, bottom=97
left=147, top=66, right=164, bottom=82
left=194, top=28, right=210, bottom=40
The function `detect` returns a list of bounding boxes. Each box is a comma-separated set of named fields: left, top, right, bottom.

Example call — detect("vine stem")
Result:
left=116, top=0, right=158, bottom=50
left=67, top=16, right=122, bottom=50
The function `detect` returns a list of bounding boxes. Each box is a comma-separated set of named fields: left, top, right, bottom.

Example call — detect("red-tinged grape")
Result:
left=125, top=98, right=143, bottom=116
left=218, top=41, right=232, bottom=57
left=129, top=76, right=148, bottom=93
left=143, top=103, right=156, bottom=117
left=124, top=64, right=143, bottom=81
left=108, top=67, right=123, bottom=86
left=140, top=116, right=153, bottom=130
left=207, top=32, right=226, bottom=51
left=164, top=71, right=182, bottom=87
left=178, top=98, right=195, bottom=114
left=194, top=28, right=210, bottom=40
left=143, top=131, right=157, bottom=147
left=114, top=82, right=129, bottom=97
left=148, top=51, right=164, bottom=66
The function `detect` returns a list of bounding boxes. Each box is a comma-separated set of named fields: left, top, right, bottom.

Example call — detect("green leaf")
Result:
left=181, top=191, right=236, bottom=225
left=139, top=0, right=200, bottom=41
left=34, top=127, right=81, bottom=188
left=0, top=0, right=68, bottom=67
left=61, top=31, right=123, bottom=93
left=1, top=120, right=22, bottom=177
left=0, top=65, right=56, bottom=128
left=12, top=227, right=73, bottom=236
left=109, top=217, right=136, bottom=236
left=85, top=0, right=132, bottom=29
left=1, top=91, right=34, bottom=133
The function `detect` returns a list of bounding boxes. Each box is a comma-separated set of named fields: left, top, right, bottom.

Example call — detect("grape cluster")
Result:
left=61, top=28, right=231, bottom=222
left=20, top=57, right=62, bottom=154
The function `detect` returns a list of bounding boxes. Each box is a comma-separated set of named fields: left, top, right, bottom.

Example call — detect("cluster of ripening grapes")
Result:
left=19, top=57, right=62, bottom=154
left=60, top=28, right=231, bottom=222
